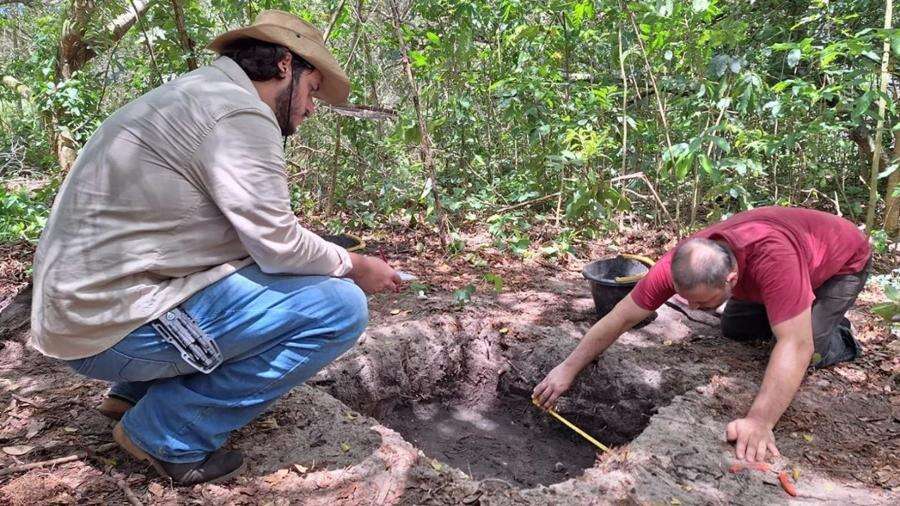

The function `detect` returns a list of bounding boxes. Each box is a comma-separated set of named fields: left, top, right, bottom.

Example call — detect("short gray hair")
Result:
left=671, top=238, right=735, bottom=291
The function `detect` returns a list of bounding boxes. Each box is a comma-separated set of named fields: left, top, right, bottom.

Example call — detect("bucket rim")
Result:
left=581, top=255, right=647, bottom=287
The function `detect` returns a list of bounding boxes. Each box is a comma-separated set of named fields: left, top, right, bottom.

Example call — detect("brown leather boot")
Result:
left=113, top=422, right=244, bottom=486
left=97, top=396, right=134, bottom=421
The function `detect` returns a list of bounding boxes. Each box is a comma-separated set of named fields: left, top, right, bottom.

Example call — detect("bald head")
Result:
left=671, top=238, right=736, bottom=291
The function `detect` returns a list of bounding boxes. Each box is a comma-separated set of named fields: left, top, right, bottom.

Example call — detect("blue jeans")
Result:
left=65, top=264, right=368, bottom=463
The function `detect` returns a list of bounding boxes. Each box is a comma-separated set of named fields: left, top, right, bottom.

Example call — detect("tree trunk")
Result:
left=865, top=0, right=893, bottom=231
left=170, top=0, right=198, bottom=70
left=389, top=2, right=449, bottom=249
left=51, top=0, right=154, bottom=172
left=849, top=125, right=887, bottom=183
left=326, top=118, right=342, bottom=216
left=883, top=129, right=900, bottom=235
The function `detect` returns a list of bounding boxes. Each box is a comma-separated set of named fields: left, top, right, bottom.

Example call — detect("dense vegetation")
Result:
left=0, top=0, right=897, bottom=257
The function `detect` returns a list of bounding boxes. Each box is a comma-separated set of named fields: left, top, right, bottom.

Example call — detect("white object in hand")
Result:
left=396, top=271, right=417, bottom=282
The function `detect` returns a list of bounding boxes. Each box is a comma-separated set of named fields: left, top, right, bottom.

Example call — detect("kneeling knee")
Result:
left=328, top=279, right=369, bottom=338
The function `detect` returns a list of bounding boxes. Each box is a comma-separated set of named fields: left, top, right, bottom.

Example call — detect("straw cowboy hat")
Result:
left=208, top=10, right=350, bottom=105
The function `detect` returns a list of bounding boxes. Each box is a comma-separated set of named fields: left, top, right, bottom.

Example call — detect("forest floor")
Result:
left=0, top=225, right=897, bottom=505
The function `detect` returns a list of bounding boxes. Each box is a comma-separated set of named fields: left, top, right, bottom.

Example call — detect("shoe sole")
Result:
left=205, top=459, right=247, bottom=484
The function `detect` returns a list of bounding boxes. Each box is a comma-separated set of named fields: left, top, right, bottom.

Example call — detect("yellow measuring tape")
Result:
left=532, top=398, right=611, bottom=453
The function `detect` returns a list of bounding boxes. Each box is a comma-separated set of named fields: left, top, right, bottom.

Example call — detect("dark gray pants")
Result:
left=720, top=260, right=870, bottom=369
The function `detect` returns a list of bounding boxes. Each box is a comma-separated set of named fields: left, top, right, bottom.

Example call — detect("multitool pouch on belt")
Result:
left=151, top=307, right=223, bottom=374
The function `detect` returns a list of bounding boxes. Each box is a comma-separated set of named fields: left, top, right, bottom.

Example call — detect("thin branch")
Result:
left=108, top=0, right=153, bottom=40
left=108, top=474, right=142, bottom=506
left=0, top=442, right=117, bottom=477
left=324, top=0, right=348, bottom=42
left=491, top=192, right=562, bottom=215
left=389, top=0, right=449, bottom=248
left=128, top=0, right=162, bottom=86
left=324, top=104, right=397, bottom=120
left=611, top=171, right=678, bottom=234
left=617, top=24, right=629, bottom=176
left=170, top=0, right=198, bottom=70
left=94, top=38, right=124, bottom=118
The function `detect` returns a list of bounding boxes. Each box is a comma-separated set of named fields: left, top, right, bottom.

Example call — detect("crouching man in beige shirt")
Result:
left=30, top=11, right=397, bottom=485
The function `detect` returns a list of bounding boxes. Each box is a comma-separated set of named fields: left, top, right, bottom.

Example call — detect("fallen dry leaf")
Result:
left=2, top=445, right=34, bottom=456
left=264, top=468, right=291, bottom=485
left=25, top=420, right=45, bottom=439
left=148, top=482, right=165, bottom=496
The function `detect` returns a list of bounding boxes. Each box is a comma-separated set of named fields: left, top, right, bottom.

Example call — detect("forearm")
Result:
left=746, top=335, right=813, bottom=427
left=560, top=295, right=648, bottom=374
left=560, top=319, right=624, bottom=373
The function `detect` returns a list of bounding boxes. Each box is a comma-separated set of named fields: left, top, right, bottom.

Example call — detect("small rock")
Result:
left=554, top=462, right=565, bottom=473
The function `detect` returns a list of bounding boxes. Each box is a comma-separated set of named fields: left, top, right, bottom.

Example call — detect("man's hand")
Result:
left=726, top=417, right=780, bottom=462
left=532, top=294, right=652, bottom=411
left=532, top=362, right=577, bottom=410
left=346, top=253, right=401, bottom=294
left=726, top=308, right=812, bottom=462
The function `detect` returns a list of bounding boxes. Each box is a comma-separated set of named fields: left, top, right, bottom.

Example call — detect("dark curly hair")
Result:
left=219, top=39, right=314, bottom=81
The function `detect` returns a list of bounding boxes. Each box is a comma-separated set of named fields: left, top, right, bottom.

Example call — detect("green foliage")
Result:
left=0, top=185, right=52, bottom=243
left=452, top=283, right=476, bottom=306
left=483, top=273, right=504, bottom=292
left=0, top=0, right=897, bottom=254
left=871, top=284, right=900, bottom=322
left=871, top=270, right=900, bottom=326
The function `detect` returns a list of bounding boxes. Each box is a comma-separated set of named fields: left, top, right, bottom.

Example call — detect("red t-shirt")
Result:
left=631, top=207, right=871, bottom=326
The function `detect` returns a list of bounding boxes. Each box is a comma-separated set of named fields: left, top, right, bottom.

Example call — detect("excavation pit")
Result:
left=320, top=322, right=661, bottom=488
left=379, top=395, right=615, bottom=487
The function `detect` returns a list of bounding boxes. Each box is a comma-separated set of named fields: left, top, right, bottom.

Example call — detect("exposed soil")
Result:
left=0, top=228, right=898, bottom=504
left=378, top=397, right=599, bottom=487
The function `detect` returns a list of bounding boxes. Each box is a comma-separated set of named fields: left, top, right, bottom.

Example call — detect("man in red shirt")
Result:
left=533, top=207, right=871, bottom=462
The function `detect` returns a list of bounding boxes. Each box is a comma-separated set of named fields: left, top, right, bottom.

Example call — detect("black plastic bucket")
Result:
left=320, top=234, right=365, bottom=252
left=582, top=255, right=652, bottom=319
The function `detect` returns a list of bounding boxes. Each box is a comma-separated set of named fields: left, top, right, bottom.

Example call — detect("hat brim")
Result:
left=208, top=24, right=350, bottom=106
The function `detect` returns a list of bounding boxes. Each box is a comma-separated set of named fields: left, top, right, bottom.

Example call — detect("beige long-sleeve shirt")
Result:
left=30, top=57, right=351, bottom=360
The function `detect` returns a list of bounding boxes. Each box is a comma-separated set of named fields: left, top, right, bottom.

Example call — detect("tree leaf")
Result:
left=710, top=54, right=730, bottom=77
left=786, top=49, right=801, bottom=68
left=483, top=273, right=504, bottom=292
left=699, top=154, right=714, bottom=174
left=877, top=163, right=898, bottom=179
left=871, top=302, right=899, bottom=321
left=420, top=177, right=434, bottom=201
left=851, top=91, right=874, bottom=119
